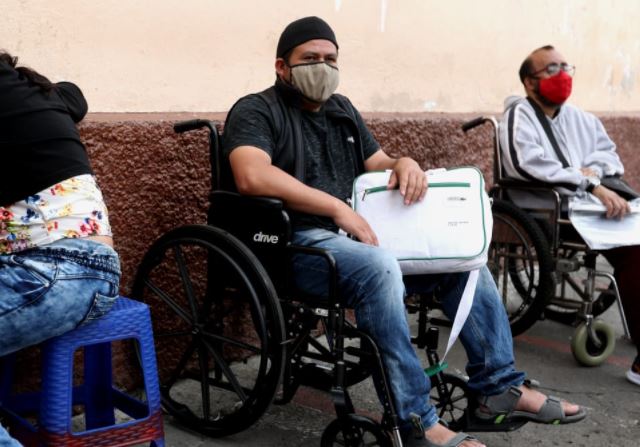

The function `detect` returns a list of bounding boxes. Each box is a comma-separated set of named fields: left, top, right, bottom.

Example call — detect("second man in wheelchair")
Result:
left=500, top=44, right=640, bottom=387
left=222, top=17, right=585, bottom=447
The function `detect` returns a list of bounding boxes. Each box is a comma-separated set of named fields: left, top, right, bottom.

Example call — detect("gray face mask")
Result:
left=289, top=62, right=339, bottom=103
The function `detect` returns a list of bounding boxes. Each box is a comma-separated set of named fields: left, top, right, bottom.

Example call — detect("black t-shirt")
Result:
left=223, top=94, right=379, bottom=231
left=0, top=61, right=91, bottom=206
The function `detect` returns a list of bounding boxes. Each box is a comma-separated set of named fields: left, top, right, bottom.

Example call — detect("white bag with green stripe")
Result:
left=351, top=166, right=492, bottom=275
left=352, top=166, right=493, bottom=360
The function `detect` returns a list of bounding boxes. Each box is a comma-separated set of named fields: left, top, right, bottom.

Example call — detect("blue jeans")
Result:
left=0, top=238, right=120, bottom=446
left=291, top=228, right=525, bottom=430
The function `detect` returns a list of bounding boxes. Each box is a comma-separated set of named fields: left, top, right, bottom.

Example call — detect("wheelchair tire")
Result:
left=132, top=224, right=285, bottom=437
left=489, top=200, right=554, bottom=336
left=570, top=320, right=616, bottom=367
left=429, top=373, right=469, bottom=432
left=321, top=414, right=392, bottom=447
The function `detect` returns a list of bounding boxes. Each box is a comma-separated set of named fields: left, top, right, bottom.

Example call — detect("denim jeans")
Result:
left=0, top=238, right=120, bottom=446
left=291, top=228, right=525, bottom=430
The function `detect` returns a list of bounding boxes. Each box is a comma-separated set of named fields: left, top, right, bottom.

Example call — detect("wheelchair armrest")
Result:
left=493, top=178, right=567, bottom=254
left=287, top=245, right=338, bottom=309
left=493, top=178, right=563, bottom=216
left=496, top=177, right=560, bottom=192
left=209, top=190, right=284, bottom=211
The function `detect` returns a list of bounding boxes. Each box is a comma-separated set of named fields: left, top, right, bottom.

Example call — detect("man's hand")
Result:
left=333, top=202, right=379, bottom=246
left=579, top=167, right=598, bottom=177
left=387, top=157, right=427, bottom=205
left=592, top=185, right=631, bottom=219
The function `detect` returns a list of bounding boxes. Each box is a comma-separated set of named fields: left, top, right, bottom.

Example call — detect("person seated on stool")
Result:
left=222, top=17, right=586, bottom=447
left=0, top=51, right=120, bottom=446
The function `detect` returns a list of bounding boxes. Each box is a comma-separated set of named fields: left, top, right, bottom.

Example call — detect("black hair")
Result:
left=0, top=50, right=54, bottom=93
left=519, top=45, right=555, bottom=84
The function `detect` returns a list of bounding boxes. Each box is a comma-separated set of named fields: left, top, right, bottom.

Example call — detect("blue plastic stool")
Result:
left=0, top=296, right=164, bottom=447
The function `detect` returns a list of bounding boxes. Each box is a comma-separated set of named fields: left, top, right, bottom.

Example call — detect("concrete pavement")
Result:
left=161, top=305, right=639, bottom=447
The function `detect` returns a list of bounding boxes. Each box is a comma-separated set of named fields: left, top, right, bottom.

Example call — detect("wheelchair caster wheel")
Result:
left=321, top=414, right=391, bottom=447
left=571, top=320, right=615, bottom=367
left=429, top=373, right=470, bottom=431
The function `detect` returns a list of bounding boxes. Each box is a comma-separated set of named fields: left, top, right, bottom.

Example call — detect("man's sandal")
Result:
left=474, top=381, right=586, bottom=425
left=404, top=414, right=480, bottom=447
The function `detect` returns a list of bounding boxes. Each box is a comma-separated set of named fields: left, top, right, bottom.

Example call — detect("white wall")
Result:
left=3, top=0, right=639, bottom=113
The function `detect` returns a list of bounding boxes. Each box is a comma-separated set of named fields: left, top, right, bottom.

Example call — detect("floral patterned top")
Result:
left=0, top=175, right=112, bottom=254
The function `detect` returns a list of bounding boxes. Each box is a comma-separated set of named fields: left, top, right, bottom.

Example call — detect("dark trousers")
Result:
left=602, top=245, right=640, bottom=356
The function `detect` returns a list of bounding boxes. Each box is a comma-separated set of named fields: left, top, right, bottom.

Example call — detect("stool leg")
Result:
left=83, top=342, right=115, bottom=429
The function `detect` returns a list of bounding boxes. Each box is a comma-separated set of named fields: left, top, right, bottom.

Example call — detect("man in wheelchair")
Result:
left=222, top=18, right=584, bottom=446
left=499, top=45, right=640, bottom=386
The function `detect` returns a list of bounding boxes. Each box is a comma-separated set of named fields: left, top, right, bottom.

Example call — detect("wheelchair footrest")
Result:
left=462, top=410, right=528, bottom=432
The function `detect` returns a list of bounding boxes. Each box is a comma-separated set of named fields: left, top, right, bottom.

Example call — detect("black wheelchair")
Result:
left=131, top=119, right=528, bottom=446
left=462, top=116, right=631, bottom=366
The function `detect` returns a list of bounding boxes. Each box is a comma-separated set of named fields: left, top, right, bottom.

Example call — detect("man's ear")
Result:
left=275, top=58, right=287, bottom=79
left=523, top=76, right=536, bottom=92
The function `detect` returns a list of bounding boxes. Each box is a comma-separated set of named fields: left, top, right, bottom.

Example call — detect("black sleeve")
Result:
left=222, top=95, right=278, bottom=159
left=54, top=82, right=88, bottom=123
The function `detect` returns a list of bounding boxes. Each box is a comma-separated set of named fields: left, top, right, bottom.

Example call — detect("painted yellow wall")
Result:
left=3, top=0, right=639, bottom=112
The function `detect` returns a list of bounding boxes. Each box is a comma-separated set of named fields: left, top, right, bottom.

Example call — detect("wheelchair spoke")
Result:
left=201, top=337, right=249, bottom=403
left=200, top=329, right=261, bottom=354
left=197, top=341, right=212, bottom=421
left=144, top=278, right=194, bottom=325
left=173, top=244, right=200, bottom=320
left=448, top=393, right=466, bottom=405
left=163, top=338, right=198, bottom=390
left=308, top=336, right=332, bottom=356
left=134, top=225, right=286, bottom=437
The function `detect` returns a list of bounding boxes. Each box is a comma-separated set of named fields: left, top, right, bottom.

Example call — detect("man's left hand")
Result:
left=387, top=157, right=427, bottom=205
left=579, top=167, right=598, bottom=177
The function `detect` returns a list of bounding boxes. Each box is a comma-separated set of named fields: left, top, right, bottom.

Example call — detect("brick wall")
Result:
left=11, top=112, right=640, bottom=390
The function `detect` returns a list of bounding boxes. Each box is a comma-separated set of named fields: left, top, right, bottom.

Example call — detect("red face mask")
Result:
left=538, top=70, right=572, bottom=105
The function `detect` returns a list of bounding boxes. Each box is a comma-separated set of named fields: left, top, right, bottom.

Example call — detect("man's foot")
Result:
left=626, top=355, right=640, bottom=386
left=513, top=383, right=580, bottom=416
left=476, top=381, right=586, bottom=425
left=423, top=423, right=485, bottom=447
left=405, top=413, right=484, bottom=447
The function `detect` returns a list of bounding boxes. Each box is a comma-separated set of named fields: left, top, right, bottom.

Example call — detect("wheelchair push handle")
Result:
left=173, top=118, right=222, bottom=189
left=173, top=119, right=216, bottom=134
left=461, top=116, right=488, bottom=132
left=461, top=116, right=499, bottom=136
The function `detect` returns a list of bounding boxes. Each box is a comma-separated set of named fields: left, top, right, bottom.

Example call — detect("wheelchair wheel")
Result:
left=570, top=320, right=615, bottom=367
left=429, top=373, right=469, bottom=432
left=489, top=200, right=554, bottom=336
left=321, top=415, right=392, bottom=447
left=132, top=224, right=285, bottom=437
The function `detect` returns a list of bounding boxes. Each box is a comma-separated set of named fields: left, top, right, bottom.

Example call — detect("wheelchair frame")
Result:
left=462, top=116, right=630, bottom=366
left=132, top=119, right=528, bottom=446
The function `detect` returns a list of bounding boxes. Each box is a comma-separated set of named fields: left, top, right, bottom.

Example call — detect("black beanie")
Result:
left=276, top=16, right=338, bottom=58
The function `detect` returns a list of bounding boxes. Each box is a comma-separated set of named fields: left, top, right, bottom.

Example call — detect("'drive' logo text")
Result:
left=253, top=231, right=279, bottom=244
